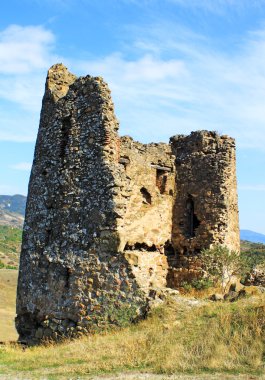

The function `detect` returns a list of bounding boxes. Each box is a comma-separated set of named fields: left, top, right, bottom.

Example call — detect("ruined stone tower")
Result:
left=16, top=64, right=240, bottom=344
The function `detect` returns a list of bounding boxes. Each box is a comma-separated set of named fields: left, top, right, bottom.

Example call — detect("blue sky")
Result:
left=1, top=0, right=265, bottom=233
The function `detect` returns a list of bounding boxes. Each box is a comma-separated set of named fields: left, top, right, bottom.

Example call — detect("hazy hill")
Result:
left=240, top=229, right=265, bottom=244
left=0, top=195, right=26, bottom=228
left=0, top=210, right=24, bottom=229
left=0, top=194, right=26, bottom=215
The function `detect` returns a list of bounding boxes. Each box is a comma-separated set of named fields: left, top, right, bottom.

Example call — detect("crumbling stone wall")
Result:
left=16, top=64, right=147, bottom=344
left=168, top=132, right=240, bottom=287
left=117, top=137, right=175, bottom=290
left=16, top=64, right=240, bottom=344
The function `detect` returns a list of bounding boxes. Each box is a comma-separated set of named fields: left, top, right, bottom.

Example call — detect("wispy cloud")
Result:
left=2, top=19, right=265, bottom=149
left=0, top=24, right=58, bottom=141
left=0, top=25, right=55, bottom=74
left=10, top=162, right=32, bottom=171
left=167, top=0, right=265, bottom=13
left=72, top=21, right=265, bottom=148
left=118, top=0, right=265, bottom=15
left=0, top=24, right=58, bottom=111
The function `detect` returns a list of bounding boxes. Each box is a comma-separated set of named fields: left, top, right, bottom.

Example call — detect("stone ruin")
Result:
left=16, top=64, right=240, bottom=344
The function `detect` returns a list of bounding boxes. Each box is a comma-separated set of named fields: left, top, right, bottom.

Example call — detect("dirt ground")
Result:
left=0, top=371, right=263, bottom=380
left=90, top=372, right=264, bottom=380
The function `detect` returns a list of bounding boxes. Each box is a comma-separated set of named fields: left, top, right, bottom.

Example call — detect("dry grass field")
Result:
left=0, top=292, right=264, bottom=379
left=0, top=269, right=18, bottom=342
left=0, top=226, right=20, bottom=342
left=0, top=230, right=264, bottom=379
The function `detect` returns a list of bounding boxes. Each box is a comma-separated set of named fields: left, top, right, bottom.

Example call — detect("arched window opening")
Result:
left=186, top=195, right=200, bottom=238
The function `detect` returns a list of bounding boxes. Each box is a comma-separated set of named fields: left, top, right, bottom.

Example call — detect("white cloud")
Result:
left=70, top=21, right=265, bottom=148
left=78, top=53, right=186, bottom=83
left=0, top=75, right=47, bottom=112
left=1, top=20, right=265, bottom=149
left=0, top=24, right=58, bottom=112
left=0, top=24, right=59, bottom=141
left=10, top=162, right=32, bottom=171
left=0, top=25, right=55, bottom=74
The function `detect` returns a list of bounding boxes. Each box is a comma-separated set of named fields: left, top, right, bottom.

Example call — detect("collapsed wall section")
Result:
left=117, top=137, right=176, bottom=290
left=16, top=64, right=147, bottom=344
left=168, top=131, right=240, bottom=287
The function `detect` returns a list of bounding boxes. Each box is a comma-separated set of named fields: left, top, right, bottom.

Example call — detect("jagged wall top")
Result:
left=46, top=64, right=77, bottom=102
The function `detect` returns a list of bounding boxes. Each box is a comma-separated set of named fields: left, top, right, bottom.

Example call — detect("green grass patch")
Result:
left=0, top=225, right=22, bottom=253
left=0, top=225, right=21, bottom=268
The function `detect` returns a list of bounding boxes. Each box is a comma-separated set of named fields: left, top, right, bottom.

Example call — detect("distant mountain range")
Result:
left=240, top=230, right=265, bottom=244
left=0, top=195, right=26, bottom=215
left=0, top=195, right=26, bottom=228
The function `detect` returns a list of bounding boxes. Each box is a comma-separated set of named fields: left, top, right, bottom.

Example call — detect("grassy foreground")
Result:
left=0, top=269, right=18, bottom=342
left=0, top=295, right=264, bottom=379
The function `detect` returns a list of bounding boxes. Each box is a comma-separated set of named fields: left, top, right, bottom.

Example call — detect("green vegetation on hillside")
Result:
left=241, top=240, right=265, bottom=254
left=240, top=240, right=265, bottom=278
left=0, top=225, right=22, bottom=268
left=180, top=243, right=265, bottom=294
left=0, top=225, right=22, bottom=253
left=0, top=295, right=264, bottom=379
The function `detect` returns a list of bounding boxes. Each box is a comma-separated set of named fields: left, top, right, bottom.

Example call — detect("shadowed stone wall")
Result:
left=16, top=64, right=147, bottom=344
left=16, top=64, right=240, bottom=344
left=168, top=131, right=240, bottom=287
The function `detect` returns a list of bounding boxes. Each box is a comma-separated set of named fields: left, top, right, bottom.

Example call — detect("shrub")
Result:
left=180, top=278, right=214, bottom=294
left=107, top=303, right=139, bottom=327
left=190, top=277, right=214, bottom=290
left=5, top=265, right=17, bottom=270
left=200, top=245, right=241, bottom=293
left=240, top=250, right=265, bottom=271
left=181, top=281, right=193, bottom=292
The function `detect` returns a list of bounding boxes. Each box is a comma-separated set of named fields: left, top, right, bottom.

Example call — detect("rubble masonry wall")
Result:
left=16, top=64, right=240, bottom=344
